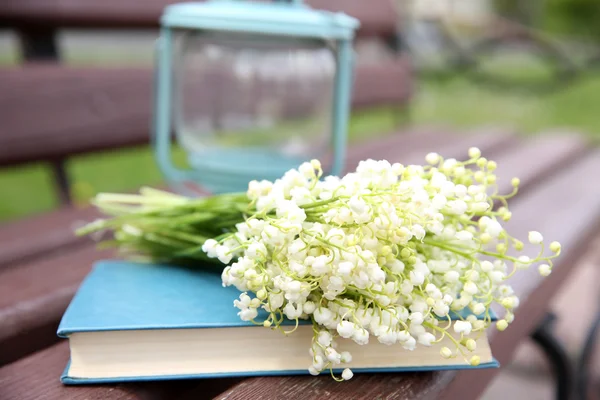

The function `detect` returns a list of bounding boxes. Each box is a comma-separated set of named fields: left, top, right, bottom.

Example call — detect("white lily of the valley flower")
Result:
left=191, top=153, right=561, bottom=379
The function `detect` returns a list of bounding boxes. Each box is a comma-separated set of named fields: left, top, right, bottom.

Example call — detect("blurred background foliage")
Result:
left=545, top=0, right=600, bottom=41
left=496, top=0, right=600, bottom=41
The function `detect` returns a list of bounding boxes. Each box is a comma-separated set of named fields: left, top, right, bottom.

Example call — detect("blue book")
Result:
left=58, top=260, right=498, bottom=385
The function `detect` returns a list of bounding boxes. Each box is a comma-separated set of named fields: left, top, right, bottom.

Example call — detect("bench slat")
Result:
left=0, top=58, right=411, bottom=166
left=0, top=0, right=399, bottom=39
left=0, top=206, right=98, bottom=272
left=491, top=133, right=587, bottom=191
left=0, top=246, right=112, bottom=365
left=438, top=150, right=600, bottom=399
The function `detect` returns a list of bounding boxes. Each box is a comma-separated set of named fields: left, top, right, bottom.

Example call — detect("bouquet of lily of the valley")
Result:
left=78, top=147, right=560, bottom=381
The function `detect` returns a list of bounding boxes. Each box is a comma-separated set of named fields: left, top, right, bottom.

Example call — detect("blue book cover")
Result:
left=58, top=260, right=499, bottom=385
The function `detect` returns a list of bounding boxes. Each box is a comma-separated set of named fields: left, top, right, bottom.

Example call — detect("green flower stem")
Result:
left=300, top=197, right=341, bottom=209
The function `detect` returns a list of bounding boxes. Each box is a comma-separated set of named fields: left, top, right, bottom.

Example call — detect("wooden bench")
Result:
left=1, top=1, right=597, bottom=398
left=1, top=127, right=598, bottom=399
left=0, top=0, right=410, bottom=205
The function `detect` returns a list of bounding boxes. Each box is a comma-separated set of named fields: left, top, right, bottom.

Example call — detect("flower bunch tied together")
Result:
left=79, top=148, right=561, bottom=381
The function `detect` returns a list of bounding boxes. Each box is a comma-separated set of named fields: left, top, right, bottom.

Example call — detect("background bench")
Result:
left=1, top=0, right=597, bottom=398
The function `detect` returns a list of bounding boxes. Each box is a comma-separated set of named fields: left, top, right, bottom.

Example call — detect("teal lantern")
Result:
left=154, top=0, right=360, bottom=193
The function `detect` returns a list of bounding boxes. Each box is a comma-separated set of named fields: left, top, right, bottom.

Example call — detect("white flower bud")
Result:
left=338, top=261, right=354, bottom=276
left=409, top=270, right=425, bottom=285
left=444, top=270, right=460, bottom=283
left=440, top=346, right=453, bottom=358
left=342, top=368, right=354, bottom=380
left=201, top=239, right=219, bottom=258
left=317, top=331, right=332, bottom=347
left=377, top=330, right=398, bottom=345
left=463, top=281, right=479, bottom=295
left=448, top=200, right=468, bottom=215
left=340, top=351, right=352, bottom=363
left=528, top=231, right=543, bottom=244
left=409, top=312, right=424, bottom=325
left=312, top=355, right=325, bottom=370
left=216, top=245, right=233, bottom=264
left=336, top=321, right=355, bottom=338
left=269, top=293, right=284, bottom=309
left=480, top=260, right=493, bottom=272
left=352, top=328, right=369, bottom=345
left=456, top=230, right=473, bottom=241
left=468, top=147, right=481, bottom=158
left=402, top=336, right=417, bottom=351
left=472, top=303, right=486, bottom=315
left=550, top=241, right=561, bottom=253
left=238, top=308, right=258, bottom=321
left=303, top=301, right=316, bottom=314
left=464, top=339, right=476, bottom=351
left=325, top=347, right=341, bottom=364
left=283, top=302, right=302, bottom=319
left=496, top=320, right=508, bottom=331
left=505, top=311, right=515, bottom=323
left=426, top=152, right=440, bottom=164
left=453, top=320, right=472, bottom=335
left=486, top=219, right=503, bottom=237
left=412, top=224, right=426, bottom=240
left=489, top=270, right=506, bottom=283
left=418, top=332, right=436, bottom=346
left=538, top=264, right=551, bottom=277
left=454, top=185, right=467, bottom=198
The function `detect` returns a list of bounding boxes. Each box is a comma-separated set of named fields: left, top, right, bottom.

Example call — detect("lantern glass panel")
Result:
left=173, top=30, right=336, bottom=175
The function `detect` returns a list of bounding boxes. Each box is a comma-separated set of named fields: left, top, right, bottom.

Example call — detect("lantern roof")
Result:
left=161, top=1, right=360, bottom=40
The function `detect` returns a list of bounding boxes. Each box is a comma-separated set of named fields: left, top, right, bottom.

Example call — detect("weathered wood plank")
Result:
left=0, top=58, right=412, bottom=167
left=0, top=206, right=98, bottom=271
left=0, top=246, right=112, bottom=365
left=0, top=0, right=400, bottom=39
left=438, top=149, right=600, bottom=399
left=491, top=132, right=587, bottom=193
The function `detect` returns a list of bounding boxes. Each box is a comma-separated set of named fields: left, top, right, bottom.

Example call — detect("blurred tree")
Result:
left=543, top=0, right=600, bottom=41
left=493, top=0, right=544, bottom=26
left=493, top=0, right=600, bottom=42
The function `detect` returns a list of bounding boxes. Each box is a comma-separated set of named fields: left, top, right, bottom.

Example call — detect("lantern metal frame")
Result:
left=153, top=0, right=359, bottom=192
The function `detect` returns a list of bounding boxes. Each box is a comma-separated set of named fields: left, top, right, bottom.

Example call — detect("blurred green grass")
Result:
left=0, top=107, right=399, bottom=222
left=2, top=56, right=600, bottom=222
left=413, top=72, right=600, bottom=134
